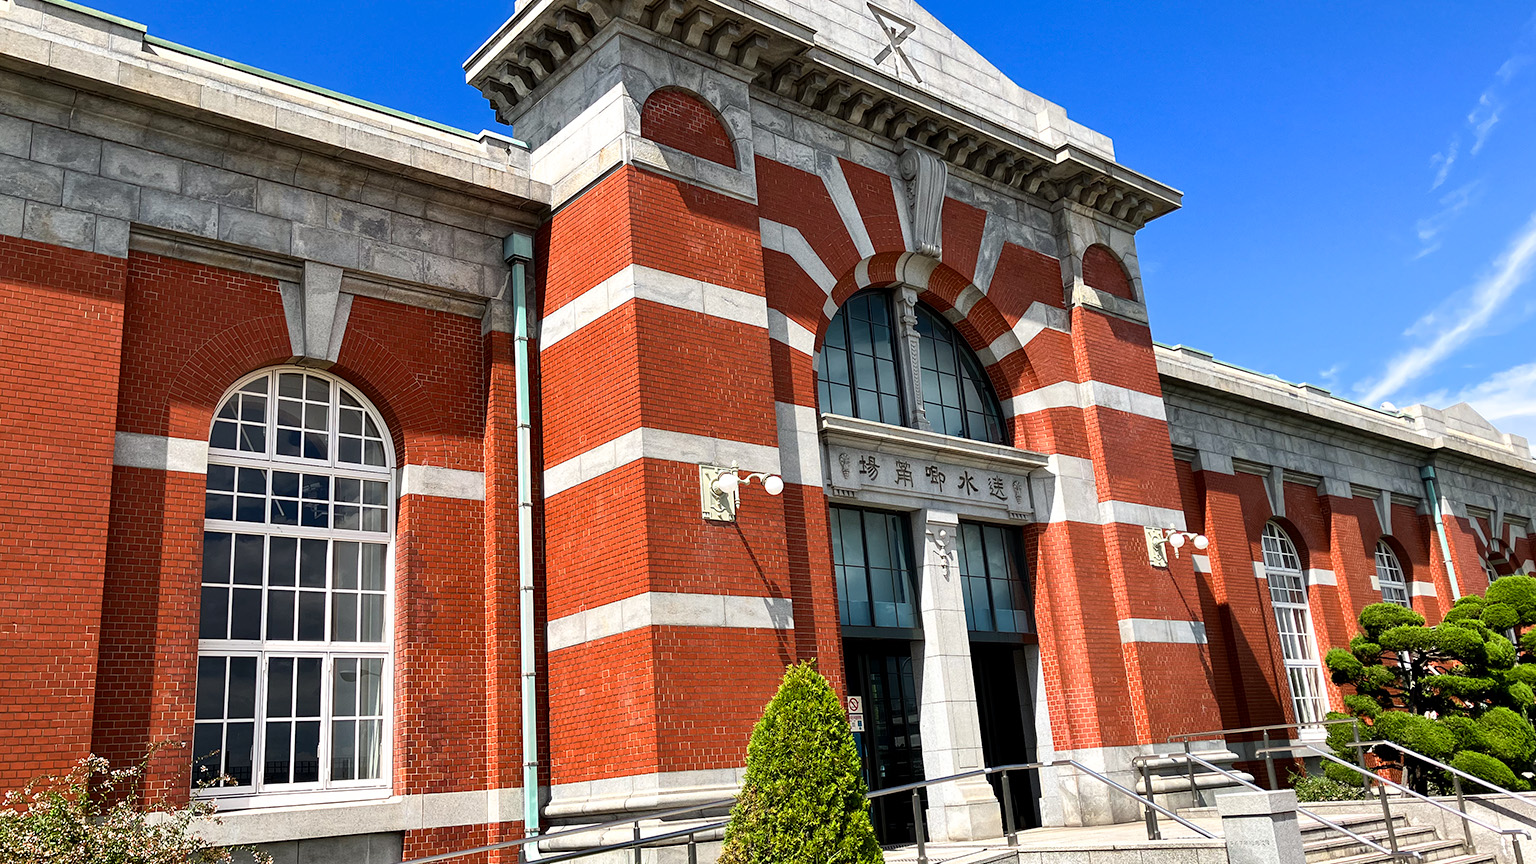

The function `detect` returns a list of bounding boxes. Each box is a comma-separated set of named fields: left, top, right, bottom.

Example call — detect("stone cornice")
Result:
left=1156, top=344, right=1536, bottom=477
left=465, top=0, right=1181, bottom=228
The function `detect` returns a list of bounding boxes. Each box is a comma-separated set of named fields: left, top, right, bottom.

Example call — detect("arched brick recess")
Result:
left=1082, top=243, right=1135, bottom=301
left=640, top=88, right=735, bottom=169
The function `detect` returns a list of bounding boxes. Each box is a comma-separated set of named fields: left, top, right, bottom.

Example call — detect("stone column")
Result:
left=913, top=509, right=1003, bottom=841
left=1217, top=789, right=1305, bottom=864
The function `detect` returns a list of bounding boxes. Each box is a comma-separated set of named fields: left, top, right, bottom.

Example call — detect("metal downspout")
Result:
left=504, top=232, right=539, bottom=838
left=1420, top=465, right=1463, bottom=601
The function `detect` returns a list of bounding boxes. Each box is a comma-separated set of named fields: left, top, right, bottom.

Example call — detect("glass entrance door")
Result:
left=844, top=640, right=922, bottom=844
left=970, top=642, right=1041, bottom=830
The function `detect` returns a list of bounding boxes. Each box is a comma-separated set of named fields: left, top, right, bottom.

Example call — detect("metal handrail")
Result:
left=404, top=757, right=1218, bottom=864
left=1260, top=743, right=1530, bottom=864
left=1165, top=717, right=1361, bottom=744
left=399, top=795, right=735, bottom=864
left=1352, top=739, right=1536, bottom=813
left=1133, top=749, right=1420, bottom=859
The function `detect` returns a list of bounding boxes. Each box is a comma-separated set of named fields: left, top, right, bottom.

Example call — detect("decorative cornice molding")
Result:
left=466, top=0, right=1181, bottom=228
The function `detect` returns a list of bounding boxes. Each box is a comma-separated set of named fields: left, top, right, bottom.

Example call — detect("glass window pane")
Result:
left=264, top=722, right=291, bottom=785
left=293, top=721, right=321, bottom=783
left=362, top=544, right=387, bottom=590
left=334, top=658, right=357, bottom=716
left=224, top=723, right=253, bottom=787
left=227, top=657, right=257, bottom=718
left=268, top=537, right=296, bottom=586
left=361, top=595, right=385, bottom=642
left=266, top=590, right=295, bottom=641
left=297, top=593, right=326, bottom=641
left=333, top=542, right=359, bottom=590
left=360, top=659, right=383, bottom=715
left=332, top=720, right=356, bottom=781
left=296, top=658, right=322, bottom=716
left=357, top=720, right=382, bottom=780
left=333, top=594, right=357, bottom=642
left=233, top=535, right=263, bottom=584
left=191, top=722, right=222, bottom=783
left=230, top=589, right=262, bottom=641
left=195, top=657, right=226, bottom=720
left=200, top=587, right=229, bottom=639
left=299, top=539, right=327, bottom=588
left=267, top=659, right=293, bottom=720
left=202, top=533, right=232, bottom=584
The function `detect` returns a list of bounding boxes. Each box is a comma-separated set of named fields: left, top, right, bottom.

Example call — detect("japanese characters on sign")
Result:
left=826, top=445, right=1033, bottom=519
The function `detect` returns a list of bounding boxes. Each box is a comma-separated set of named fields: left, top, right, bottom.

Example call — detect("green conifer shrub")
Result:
left=717, top=661, right=884, bottom=864
left=1325, top=579, right=1536, bottom=793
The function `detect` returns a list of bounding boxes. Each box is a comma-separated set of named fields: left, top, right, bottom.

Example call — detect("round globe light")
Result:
left=714, top=471, right=740, bottom=495
left=1168, top=533, right=1186, bottom=549
left=1193, top=534, right=1210, bottom=550
left=763, top=475, right=785, bottom=496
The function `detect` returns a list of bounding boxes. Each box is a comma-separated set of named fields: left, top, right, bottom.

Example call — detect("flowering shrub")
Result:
left=0, top=750, right=267, bottom=864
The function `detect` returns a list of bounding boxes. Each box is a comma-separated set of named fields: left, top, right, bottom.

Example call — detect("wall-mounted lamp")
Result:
left=700, top=464, right=784, bottom=522
left=1145, top=527, right=1209, bottom=568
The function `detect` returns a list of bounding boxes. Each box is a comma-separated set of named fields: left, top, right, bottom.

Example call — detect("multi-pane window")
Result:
left=816, top=291, right=1007, bottom=446
left=956, top=522, right=1031, bottom=634
left=915, top=307, right=1005, bottom=445
left=1375, top=541, right=1410, bottom=608
left=817, top=292, right=903, bottom=425
left=831, top=507, right=918, bottom=630
left=196, top=368, right=392, bottom=799
left=1261, top=523, right=1326, bottom=725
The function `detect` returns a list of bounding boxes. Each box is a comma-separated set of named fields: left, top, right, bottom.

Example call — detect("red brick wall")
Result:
left=640, top=89, right=736, bottom=169
left=84, top=251, right=498, bottom=805
left=0, top=236, right=126, bottom=788
left=1081, top=244, right=1134, bottom=301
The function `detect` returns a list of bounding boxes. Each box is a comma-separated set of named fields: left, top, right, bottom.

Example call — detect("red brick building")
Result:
left=3, top=0, right=1534, bottom=860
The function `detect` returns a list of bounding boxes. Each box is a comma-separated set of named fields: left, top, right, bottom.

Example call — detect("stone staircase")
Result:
left=1297, top=812, right=1495, bottom=864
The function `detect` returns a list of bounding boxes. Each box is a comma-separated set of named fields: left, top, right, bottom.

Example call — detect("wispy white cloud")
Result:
left=1469, top=94, right=1502, bottom=155
left=1413, top=181, right=1480, bottom=258
left=1422, top=24, right=1532, bottom=190
left=1430, top=137, right=1459, bottom=190
left=1361, top=210, right=1536, bottom=405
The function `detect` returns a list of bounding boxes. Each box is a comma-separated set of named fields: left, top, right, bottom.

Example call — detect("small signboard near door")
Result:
left=847, top=696, right=865, bottom=732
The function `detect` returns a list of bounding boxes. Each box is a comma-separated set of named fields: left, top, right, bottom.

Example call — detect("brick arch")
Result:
left=1376, top=534, right=1415, bottom=582
left=1082, top=243, right=1135, bottom=301
left=640, top=87, right=736, bottom=169
left=1264, top=517, right=1314, bottom=573
left=163, top=318, right=442, bottom=468
left=813, top=252, right=1026, bottom=407
left=163, top=315, right=293, bottom=441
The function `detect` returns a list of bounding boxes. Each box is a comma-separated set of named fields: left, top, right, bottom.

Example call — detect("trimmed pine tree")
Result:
left=717, top=661, right=885, bottom=864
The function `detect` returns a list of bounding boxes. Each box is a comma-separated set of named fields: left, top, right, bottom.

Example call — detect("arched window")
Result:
left=1261, top=523, right=1326, bottom=725
left=817, top=292, right=903, bottom=426
left=1374, top=541, right=1410, bottom=608
left=915, top=307, right=1005, bottom=444
left=195, top=368, right=393, bottom=801
left=816, top=291, right=1006, bottom=445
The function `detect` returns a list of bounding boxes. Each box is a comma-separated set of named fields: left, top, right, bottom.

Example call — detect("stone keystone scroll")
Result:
left=280, top=261, right=354, bottom=366
left=900, top=143, right=946, bottom=259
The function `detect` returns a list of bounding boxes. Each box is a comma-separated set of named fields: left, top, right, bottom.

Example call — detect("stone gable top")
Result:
left=468, top=0, right=1181, bottom=227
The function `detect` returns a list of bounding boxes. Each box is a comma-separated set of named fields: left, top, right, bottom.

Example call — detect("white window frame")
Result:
left=1261, top=523, right=1328, bottom=732
left=195, top=367, right=395, bottom=809
left=1374, top=541, right=1410, bottom=608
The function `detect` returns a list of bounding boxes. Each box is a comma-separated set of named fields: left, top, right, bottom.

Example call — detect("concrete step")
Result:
left=1316, top=838, right=1480, bottom=864
left=1303, top=826, right=1436, bottom=861
left=1297, top=813, right=1410, bottom=836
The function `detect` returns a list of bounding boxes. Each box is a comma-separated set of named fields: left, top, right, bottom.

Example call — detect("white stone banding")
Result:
left=541, top=264, right=768, bottom=351
left=113, top=432, right=209, bottom=474
left=546, top=592, right=794, bottom=651
left=543, top=428, right=780, bottom=498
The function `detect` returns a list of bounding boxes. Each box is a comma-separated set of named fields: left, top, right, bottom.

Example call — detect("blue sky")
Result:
left=97, top=0, right=1536, bottom=444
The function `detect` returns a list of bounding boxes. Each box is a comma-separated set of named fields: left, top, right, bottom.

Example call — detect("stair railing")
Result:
left=1259, top=742, right=1531, bottom=864
left=1132, top=748, right=1421, bottom=859
left=1164, top=716, right=1367, bottom=790
left=865, top=758, right=1216, bottom=864
left=1349, top=739, right=1536, bottom=862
